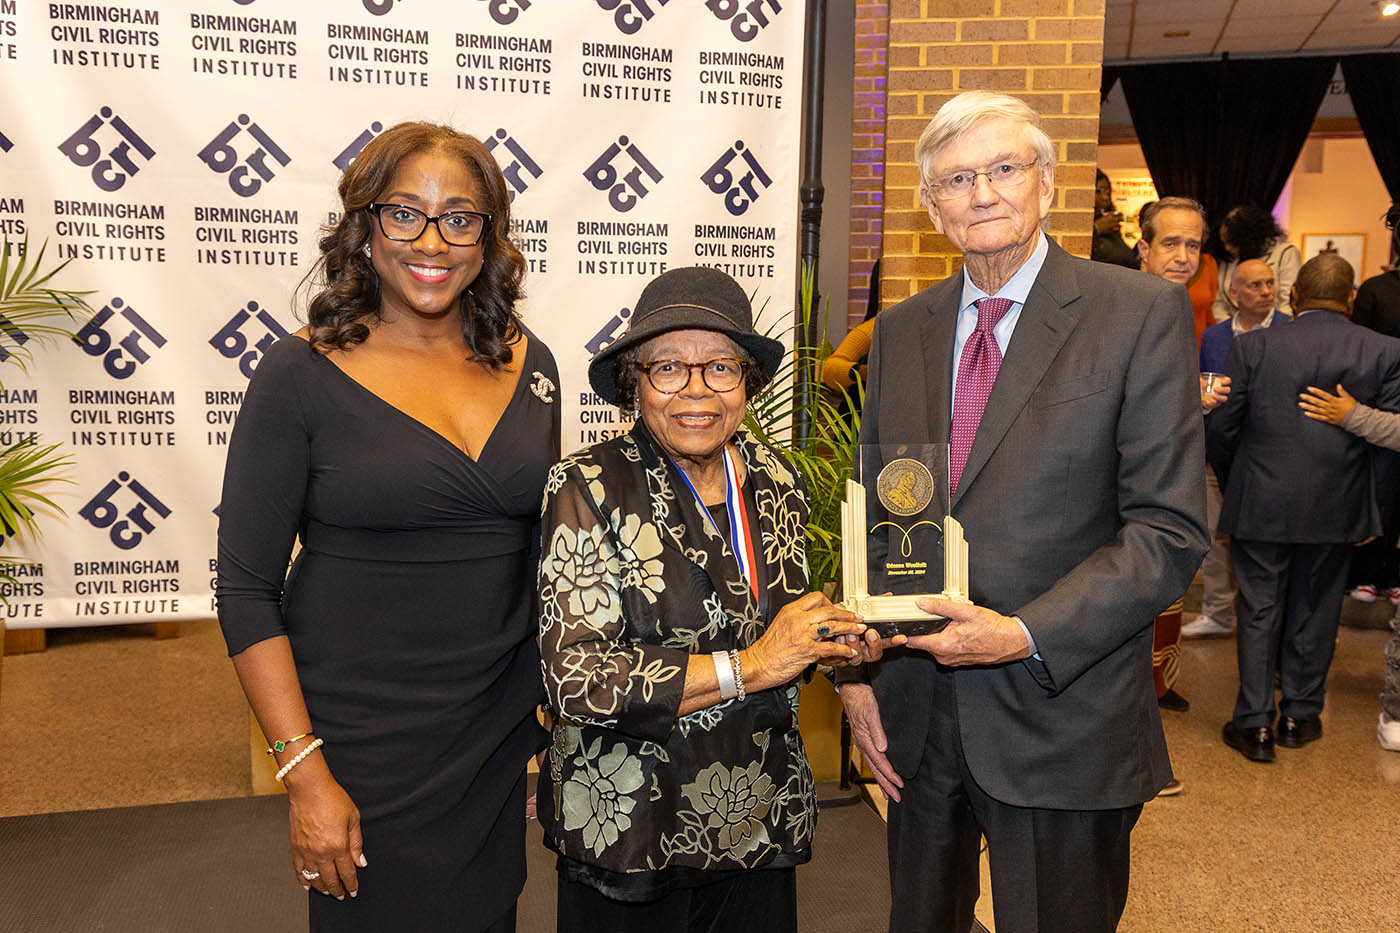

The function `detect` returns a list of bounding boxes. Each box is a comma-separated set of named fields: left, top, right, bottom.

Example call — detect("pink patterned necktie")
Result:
left=950, top=297, right=1013, bottom=491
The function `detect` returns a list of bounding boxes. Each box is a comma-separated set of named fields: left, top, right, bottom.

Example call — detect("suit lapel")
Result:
left=953, top=241, right=1085, bottom=505
left=920, top=282, right=959, bottom=445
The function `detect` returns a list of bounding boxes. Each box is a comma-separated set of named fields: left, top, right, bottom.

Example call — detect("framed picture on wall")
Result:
left=1302, top=234, right=1367, bottom=286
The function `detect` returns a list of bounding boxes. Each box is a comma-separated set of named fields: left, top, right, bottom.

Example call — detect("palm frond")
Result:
left=0, top=438, right=74, bottom=535
left=0, top=238, right=91, bottom=595
left=746, top=263, right=863, bottom=593
left=0, top=235, right=95, bottom=376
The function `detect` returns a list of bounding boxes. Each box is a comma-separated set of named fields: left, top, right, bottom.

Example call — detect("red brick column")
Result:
left=848, top=1, right=891, bottom=329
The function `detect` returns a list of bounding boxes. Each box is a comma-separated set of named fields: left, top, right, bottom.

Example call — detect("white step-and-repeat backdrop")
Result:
left=0, top=0, right=804, bottom=629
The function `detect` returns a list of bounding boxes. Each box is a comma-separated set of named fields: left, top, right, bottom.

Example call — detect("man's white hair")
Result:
left=916, top=91, right=1057, bottom=188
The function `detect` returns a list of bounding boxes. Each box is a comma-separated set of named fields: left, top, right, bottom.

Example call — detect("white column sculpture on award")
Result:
left=839, top=456, right=971, bottom=635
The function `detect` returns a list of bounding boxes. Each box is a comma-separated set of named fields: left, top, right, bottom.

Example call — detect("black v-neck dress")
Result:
left=217, top=334, right=560, bottom=931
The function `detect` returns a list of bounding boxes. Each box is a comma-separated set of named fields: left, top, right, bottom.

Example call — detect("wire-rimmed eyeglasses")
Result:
left=366, top=203, right=491, bottom=247
left=926, top=158, right=1039, bottom=200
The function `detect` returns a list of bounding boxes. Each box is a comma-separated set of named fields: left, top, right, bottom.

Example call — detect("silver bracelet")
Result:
left=275, top=737, right=324, bottom=782
left=713, top=650, right=738, bottom=700
left=729, top=649, right=746, bottom=703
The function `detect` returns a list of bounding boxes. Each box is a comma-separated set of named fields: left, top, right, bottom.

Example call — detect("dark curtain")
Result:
left=1100, top=65, right=1122, bottom=103
left=1340, top=53, right=1400, bottom=202
left=1119, top=56, right=1336, bottom=219
left=1118, top=61, right=1225, bottom=207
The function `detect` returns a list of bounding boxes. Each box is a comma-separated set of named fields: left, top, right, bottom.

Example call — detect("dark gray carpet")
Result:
left=0, top=784, right=893, bottom=932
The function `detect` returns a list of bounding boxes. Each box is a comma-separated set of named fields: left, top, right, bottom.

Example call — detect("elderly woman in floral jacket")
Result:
left=537, top=267, right=882, bottom=932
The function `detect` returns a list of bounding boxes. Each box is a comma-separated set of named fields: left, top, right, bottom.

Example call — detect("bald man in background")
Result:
left=1186, top=259, right=1291, bottom=641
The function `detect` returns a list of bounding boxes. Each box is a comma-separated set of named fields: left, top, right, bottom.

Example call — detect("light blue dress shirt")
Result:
left=949, top=231, right=1050, bottom=658
left=950, top=231, right=1050, bottom=412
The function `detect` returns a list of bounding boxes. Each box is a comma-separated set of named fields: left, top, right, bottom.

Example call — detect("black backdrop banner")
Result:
left=1341, top=53, right=1400, bottom=203
left=1119, top=56, right=1337, bottom=220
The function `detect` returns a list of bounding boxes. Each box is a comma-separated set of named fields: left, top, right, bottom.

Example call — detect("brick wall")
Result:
left=875, top=0, right=1107, bottom=308
left=847, top=1, right=890, bottom=329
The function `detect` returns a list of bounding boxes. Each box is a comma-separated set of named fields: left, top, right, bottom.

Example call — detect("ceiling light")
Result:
left=1381, top=1, right=1399, bottom=16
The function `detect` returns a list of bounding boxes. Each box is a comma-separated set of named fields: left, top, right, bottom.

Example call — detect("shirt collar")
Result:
left=960, top=231, right=1050, bottom=312
left=1232, top=308, right=1275, bottom=334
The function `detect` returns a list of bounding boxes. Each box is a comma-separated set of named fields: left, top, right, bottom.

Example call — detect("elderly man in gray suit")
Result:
left=836, top=91, right=1208, bottom=933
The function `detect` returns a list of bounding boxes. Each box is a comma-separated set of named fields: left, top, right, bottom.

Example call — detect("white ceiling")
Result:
left=1105, top=0, right=1400, bottom=61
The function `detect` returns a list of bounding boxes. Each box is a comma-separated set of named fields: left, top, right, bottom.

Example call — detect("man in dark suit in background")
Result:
left=836, top=90, right=1208, bottom=933
left=1207, top=252, right=1400, bottom=763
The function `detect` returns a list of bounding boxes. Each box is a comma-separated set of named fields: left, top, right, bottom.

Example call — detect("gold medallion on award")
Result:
left=840, top=445, right=970, bottom=635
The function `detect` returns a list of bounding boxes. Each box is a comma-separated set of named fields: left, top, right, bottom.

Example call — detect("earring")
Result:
left=362, top=243, right=371, bottom=259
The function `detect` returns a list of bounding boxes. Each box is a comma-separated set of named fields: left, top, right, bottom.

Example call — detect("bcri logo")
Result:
left=480, top=0, right=530, bottom=26
left=584, top=136, right=662, bottom=213
left=706, top=0, right=781, bottom=41
left=72, top=297, right=167, bottom=380
left=198, top=115, right=291, bottom=197
left=363, top=0, right=396, bottom=15
left=0, top=313, right=30, bottom=363
left=210, top=300, right=289, bottom=378
left=701, top=141, right=771, bottom=216
left=332, top=121, right=384, bottom=172
left=79, top=471, right=172, bottom=550
left=585, top=307, right=633, bottom=356
left=486, top=129, right=543, bottom=202
left=597, top=0, right=667, bottom=35
left=0, top=128, right=12, bottom=153
left=57, top=107, right=156, bottom=192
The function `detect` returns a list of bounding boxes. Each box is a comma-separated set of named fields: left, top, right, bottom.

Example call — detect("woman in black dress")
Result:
left=216, top=122, right=558, bottom=931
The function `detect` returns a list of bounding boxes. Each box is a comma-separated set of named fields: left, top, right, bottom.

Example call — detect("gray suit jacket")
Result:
left=857, top=240, right=1208, bottom=810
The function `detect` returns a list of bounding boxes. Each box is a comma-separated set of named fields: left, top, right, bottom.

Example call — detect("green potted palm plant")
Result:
left=744, top=265, right=866, bottom=783
left=0, top=237, right=93, bottom=677
left=745, top=264, right=862, bottom=595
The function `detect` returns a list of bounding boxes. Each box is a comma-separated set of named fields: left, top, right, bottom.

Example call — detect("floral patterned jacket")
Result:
left=537, top=422, right=817, bottom=880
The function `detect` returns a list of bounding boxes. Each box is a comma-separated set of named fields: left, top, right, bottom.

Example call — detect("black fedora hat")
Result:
left=588, top=266, right=785, bottom=405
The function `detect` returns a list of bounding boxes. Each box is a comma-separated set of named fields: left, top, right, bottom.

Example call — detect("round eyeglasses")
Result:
left=637, top=359, right=749, bottom=394
left=927, top=158, right=1039, bottom=200
left=367, top=203, right=491, bottom=247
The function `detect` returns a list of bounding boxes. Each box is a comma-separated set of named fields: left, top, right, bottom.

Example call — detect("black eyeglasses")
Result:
left=637, top=359, right=749, bottom=394
left=367, top=203, right=491, bottom=246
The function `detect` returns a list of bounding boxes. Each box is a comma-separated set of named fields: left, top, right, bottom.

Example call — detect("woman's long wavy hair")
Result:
left=303, top=122, right=525, bottom=369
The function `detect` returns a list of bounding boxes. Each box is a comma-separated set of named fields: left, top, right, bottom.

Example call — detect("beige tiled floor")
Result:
left=2, top=616, right=1397, bottom=930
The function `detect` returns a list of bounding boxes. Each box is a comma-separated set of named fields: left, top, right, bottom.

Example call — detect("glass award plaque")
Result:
left=840, top=444, right=970, bottom=637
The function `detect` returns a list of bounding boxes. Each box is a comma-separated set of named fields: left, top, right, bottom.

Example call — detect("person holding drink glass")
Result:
left=1187, top=258, right=1289, bottom=640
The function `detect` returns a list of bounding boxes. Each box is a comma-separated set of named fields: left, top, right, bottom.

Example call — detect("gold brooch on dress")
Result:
left=530, top=371, right=556, bottom=403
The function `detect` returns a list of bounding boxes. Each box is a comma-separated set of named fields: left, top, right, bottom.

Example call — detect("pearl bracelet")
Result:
left=275, top=737, right=324, bottom=782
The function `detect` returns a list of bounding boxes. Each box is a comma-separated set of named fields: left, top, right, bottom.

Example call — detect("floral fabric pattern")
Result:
left=537, top=423, right=816, bottom=877
left=561, top=736, right=646, bottom=857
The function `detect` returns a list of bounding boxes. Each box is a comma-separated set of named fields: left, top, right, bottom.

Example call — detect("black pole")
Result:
left=796, top=0, right=826, bottom=442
